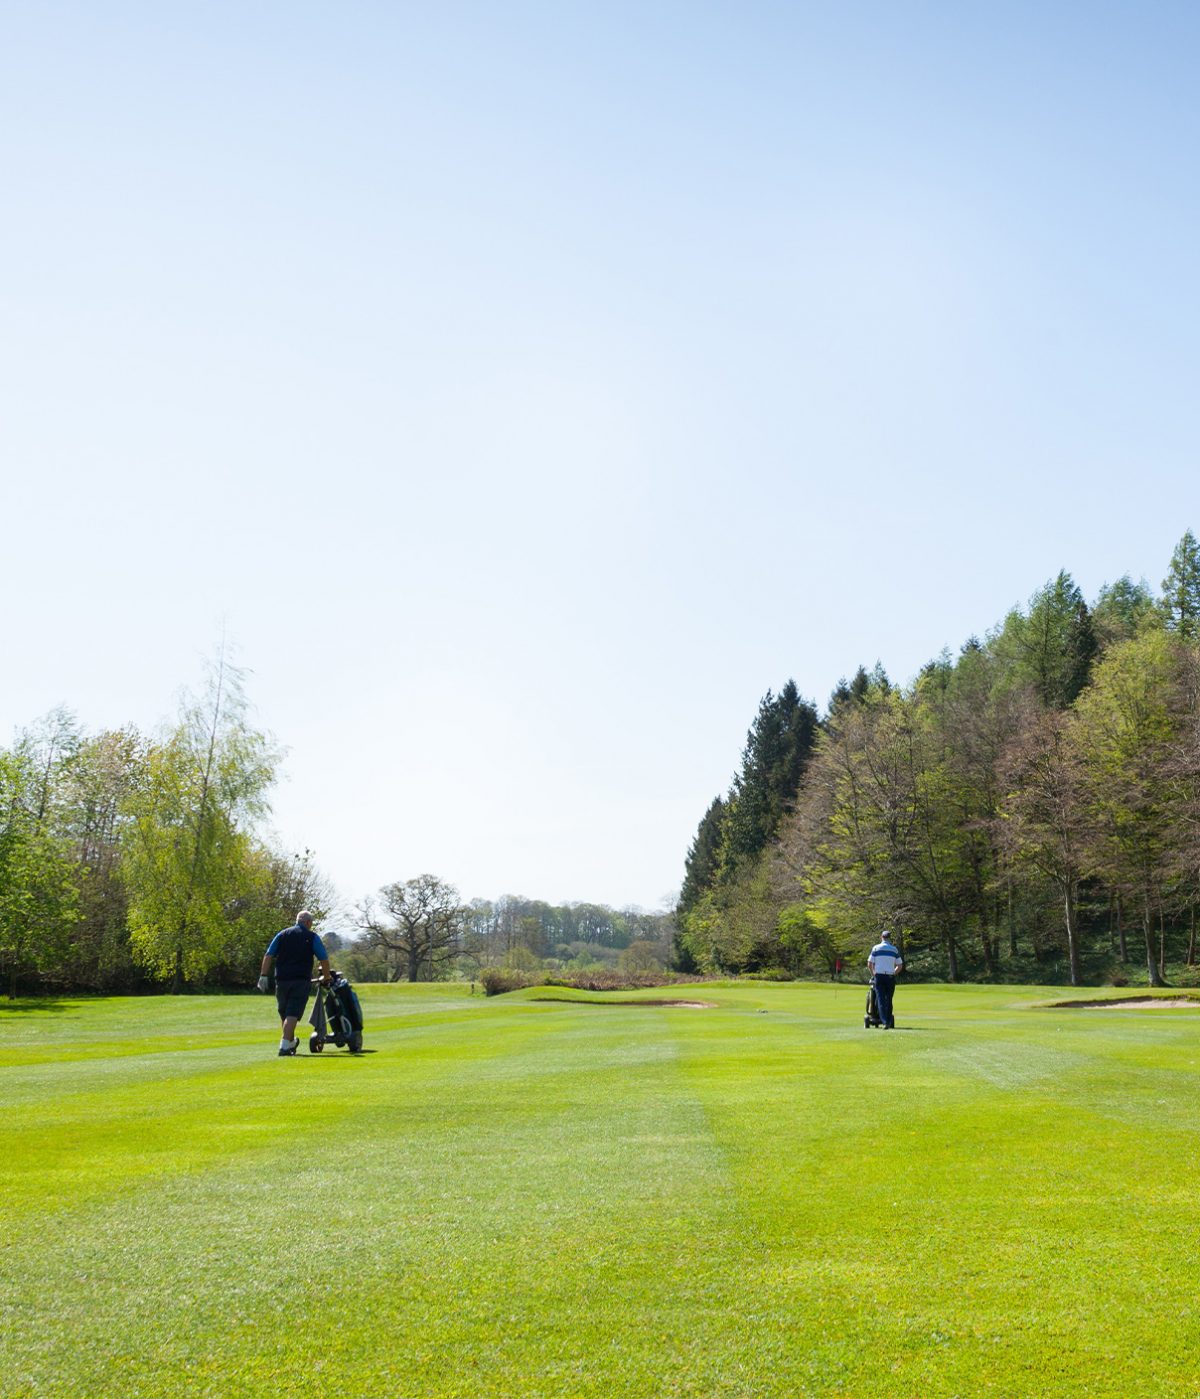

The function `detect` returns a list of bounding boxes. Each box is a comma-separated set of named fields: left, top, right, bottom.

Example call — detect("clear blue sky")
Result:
left=3, top=2, right=1198, bottom=912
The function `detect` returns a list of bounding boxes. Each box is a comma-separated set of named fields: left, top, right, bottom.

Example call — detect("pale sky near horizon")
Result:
left=3, top=2, right=1199, bottom=915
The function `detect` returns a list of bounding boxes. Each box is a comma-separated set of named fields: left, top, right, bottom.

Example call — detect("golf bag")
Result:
left=308, top=972, right=364, bottom=1053
left=864, top=978, right=884, bottom=1029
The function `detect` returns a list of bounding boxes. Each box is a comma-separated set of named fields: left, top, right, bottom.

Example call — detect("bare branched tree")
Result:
left=359, top=873, right=466, bottom=982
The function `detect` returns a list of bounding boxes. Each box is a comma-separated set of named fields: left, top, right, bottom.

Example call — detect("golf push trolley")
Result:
left=307, top=970, right=364, bottom=1054
left=864, top=977, right=883, bottom=1029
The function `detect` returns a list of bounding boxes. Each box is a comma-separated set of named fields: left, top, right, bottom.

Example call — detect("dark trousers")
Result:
left=874, top=974, right=896, bottom=1027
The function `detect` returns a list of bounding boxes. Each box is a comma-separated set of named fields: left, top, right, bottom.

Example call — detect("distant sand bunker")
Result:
left=530, top=997, right=717, bottom=1009
left=1056, top=996, right=1200, bottom=1010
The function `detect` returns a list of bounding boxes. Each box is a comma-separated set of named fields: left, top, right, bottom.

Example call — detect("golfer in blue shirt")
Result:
left=258, top=910, right=331, bottom=1056
left=868, top=933, right=904, bottom=1029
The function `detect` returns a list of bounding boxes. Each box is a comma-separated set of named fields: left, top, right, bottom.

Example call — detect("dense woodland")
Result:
left=0, top=656, right=672, bottom=994
left=677, top=531, right=1200, bottom=987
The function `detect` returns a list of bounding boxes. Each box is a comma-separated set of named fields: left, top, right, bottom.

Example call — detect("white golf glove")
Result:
left=257, top=975, right=269, bottom=993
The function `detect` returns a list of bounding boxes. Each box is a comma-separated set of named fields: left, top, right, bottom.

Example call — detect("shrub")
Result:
left=1174, top=966, right=1200, bottom=988
left=480, top=968, right=536, bottom=997
left=618, top=940, right=666, bottom=974
left=479, top=967, right=712, bottom=996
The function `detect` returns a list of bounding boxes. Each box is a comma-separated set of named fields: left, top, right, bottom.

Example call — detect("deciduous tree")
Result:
left=0, top=746, right=79, bottom=996
left=1073, top=632, right=1184, bottom=986
left=122, top=651, right=278, bottom=990
left=360, top=873, right=466, bottom=981
left=998, top=710, right=1091, bottom=985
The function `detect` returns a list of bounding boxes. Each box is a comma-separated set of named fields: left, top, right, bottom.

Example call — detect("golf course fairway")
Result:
left=4, top=981, right=1198, bottom=1397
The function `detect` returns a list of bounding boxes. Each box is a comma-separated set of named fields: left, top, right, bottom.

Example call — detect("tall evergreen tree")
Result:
left=722, top=681, right=819, bottom=871
left=830, top=663, right=893, bottom=717
left=1161, top=529, right=1200, bottom=639
left=1093, top=576, right=1157, bottom=650
left=678, top=795, right=726, bottom=913
left=994, top=571, right=1096, bottom=708
left=1065, top=595, right=1097, bottom=705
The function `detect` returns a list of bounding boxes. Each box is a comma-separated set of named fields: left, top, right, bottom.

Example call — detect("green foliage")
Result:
left=684, top=539, right=1200, bottom=987
left=1161, top=528, right=1200, bottom=639
left=1071, top=631, right=1185, bottom=985
left=617, top=938, right=665, bottom=973
left=463, top=896, right=671, bottom=964
left=997, top=709, right=1090, bottom=985
left=1093, top=575, right=1158, bottom=650
left=678, top=795, right=726, bottom=913
left=721, top=680, right=819, bottom=875
left=121, top=653, right=279, bottom=989
left=502, top=943, right=540, bottom=972
left=678, top=681, right=819, bottom=926
left=828, top=661, right=892, bottom=717
left=776, top=899, right=855, bottom=974
left=362, top=873, right=467, bottom=982
left=0, top=668, right=335, bottom=996
left=60, top=727, right=146, bottom=990
left=217, top=846, right=334, bottom=983
left=0, top=748, right=80, bottom=997
left=678, top=853, right=779, bottom=973
left=991, top=571, right=1096, bottom=707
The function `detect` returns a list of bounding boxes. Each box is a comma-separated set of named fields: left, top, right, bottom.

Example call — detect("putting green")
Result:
left=4, top=982, right=1198, bottom=1396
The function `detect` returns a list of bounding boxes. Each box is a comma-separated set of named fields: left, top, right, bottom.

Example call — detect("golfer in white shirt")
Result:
left=868, top=933, right=904, bottom=1029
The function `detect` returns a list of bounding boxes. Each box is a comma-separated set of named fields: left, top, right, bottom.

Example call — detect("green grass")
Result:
left=5, top=981, right=1200, bottom=1397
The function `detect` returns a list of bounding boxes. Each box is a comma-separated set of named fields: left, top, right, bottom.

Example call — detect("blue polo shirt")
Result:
left=267, top=925, right=329, bottom=980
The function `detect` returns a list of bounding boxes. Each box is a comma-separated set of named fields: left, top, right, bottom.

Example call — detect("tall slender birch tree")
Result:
left=123, top=649, right=278, bottom=990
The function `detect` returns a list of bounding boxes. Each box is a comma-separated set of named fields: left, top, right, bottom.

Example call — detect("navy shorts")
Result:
left=275, top=979, right=311, bottom=1020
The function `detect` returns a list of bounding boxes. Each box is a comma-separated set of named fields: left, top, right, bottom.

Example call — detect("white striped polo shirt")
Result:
left=869, top=942, right=903, bottom=975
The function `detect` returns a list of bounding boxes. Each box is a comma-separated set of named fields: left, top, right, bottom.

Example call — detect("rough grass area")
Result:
left=5, top=982, right=1199, bottom=1397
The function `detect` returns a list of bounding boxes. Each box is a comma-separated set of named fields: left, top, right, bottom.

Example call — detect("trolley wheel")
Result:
left=309, top=1034, right=323, bottom=1054
left=864, top=1017, right=870, bottom=1028
left=349, top=1031, right=363, bottom=1054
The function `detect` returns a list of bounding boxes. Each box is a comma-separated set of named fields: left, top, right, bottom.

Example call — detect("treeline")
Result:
left=0, top=654, right=332, bottom=996
left=341, top=875, right=675, bottom=983
left=0, top=652, right=674, bottom=995
left=678, top=532, right=1200, bottom=987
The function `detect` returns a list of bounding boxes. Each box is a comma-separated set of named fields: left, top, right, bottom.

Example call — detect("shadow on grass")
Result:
left=0, top=997, right=74, bottom=1014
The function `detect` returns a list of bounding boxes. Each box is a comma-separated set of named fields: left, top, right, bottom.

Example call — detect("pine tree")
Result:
left=722, top=681, right=819, bottom=871
left=1065, top=596, right=1097, bottom=705
left=1093, top=576, right=1157, bottom=649
left=829, top=663, right=891, bottom=718
left=679, top=796, right=726, bottom=913
left=1161, top=529, right=1200, bottom=639
left=997, top=571, right=1095, bottom=707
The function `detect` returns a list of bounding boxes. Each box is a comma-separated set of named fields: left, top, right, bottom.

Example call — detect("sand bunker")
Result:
left=1055, top=996, right=1200, bottom=1010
